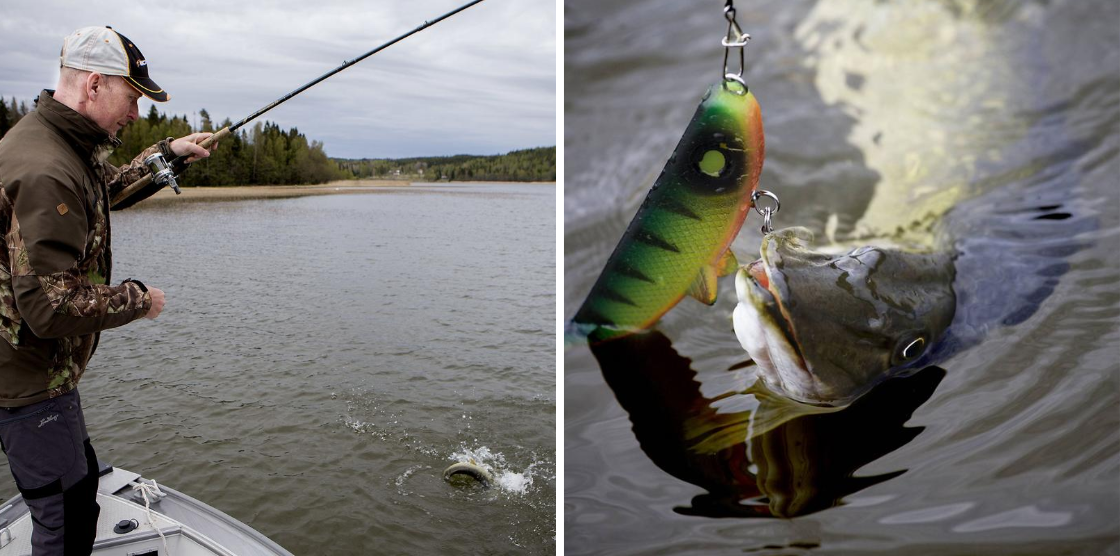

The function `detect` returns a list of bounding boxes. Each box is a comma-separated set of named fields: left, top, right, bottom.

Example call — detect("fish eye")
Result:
left=892, top=335, right=927, bottom=366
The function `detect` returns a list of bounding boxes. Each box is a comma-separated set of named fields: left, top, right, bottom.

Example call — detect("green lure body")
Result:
left=573, top=80, right=765, bottom=342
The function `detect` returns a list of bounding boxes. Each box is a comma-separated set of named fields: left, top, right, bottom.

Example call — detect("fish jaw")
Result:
left=733, top=266, right=821, bottom=403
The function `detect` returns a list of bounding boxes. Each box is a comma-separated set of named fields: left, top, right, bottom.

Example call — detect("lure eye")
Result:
left=892, top=335, right=927, bottom=366
left=697, top=150, right=726, bottom=177
left=680, top=136, right=741, bottom=195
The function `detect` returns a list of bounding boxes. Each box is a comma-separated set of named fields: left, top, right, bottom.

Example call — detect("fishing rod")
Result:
left=113, top=0, right=486, bottom=208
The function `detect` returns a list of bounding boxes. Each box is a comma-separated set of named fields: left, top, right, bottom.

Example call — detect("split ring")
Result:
left=751, top=189, right=780, bottom=216
left=722, top=73, right=749, bottom=94
left=752, top=190, right=780, bottom=234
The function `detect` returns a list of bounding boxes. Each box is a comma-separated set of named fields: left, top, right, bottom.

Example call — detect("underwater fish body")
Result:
left=572, top=81, right=765, bottom=342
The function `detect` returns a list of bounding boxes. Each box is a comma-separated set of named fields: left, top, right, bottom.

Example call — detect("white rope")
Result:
left=131, top=479, right=172, bottom=555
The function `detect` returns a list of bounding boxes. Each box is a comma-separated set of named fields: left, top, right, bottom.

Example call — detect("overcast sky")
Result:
left=0, top=0, right=556, bottom=159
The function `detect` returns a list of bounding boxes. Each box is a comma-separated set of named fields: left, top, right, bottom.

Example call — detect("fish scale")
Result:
left=573, top=81, right=765, bottom=342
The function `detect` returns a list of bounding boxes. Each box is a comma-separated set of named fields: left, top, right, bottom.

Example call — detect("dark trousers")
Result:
left=0, top=389, right=101, bottom=555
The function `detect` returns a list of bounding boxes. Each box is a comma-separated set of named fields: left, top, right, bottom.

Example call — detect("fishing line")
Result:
left=113, top=0, right=487, bottom=208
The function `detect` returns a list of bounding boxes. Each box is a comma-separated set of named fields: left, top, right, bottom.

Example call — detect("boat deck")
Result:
left=0, top=467, right=291, bottom=556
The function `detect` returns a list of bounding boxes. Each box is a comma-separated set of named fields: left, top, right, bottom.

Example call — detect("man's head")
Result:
left=53, top=27, right=168, bottom=137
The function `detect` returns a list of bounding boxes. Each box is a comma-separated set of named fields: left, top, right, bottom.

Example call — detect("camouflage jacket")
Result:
left=0, top=90, right=165, bottom=407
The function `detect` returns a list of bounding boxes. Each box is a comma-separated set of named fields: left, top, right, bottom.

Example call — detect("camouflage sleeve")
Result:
left=9, top=172, right=151, bottom=339
left=107, top=138, right=172, bottom=210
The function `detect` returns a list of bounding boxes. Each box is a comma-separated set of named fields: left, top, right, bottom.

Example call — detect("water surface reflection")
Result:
left=592, top=331, right=945, bottom=519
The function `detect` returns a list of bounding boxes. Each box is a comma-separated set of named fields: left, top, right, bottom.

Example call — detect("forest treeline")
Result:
left=0, top=96, right=555, bottom=184
left=335, top=147, right=556, bottom=182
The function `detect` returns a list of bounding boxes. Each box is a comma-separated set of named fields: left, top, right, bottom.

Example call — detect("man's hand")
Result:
left=145, top=287, right=166, bottom=319
left=170, top=132, right=217, bottom=163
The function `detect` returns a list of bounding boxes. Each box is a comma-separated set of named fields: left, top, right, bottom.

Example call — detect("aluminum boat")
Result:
left=0, top=465, right=292, bottom=556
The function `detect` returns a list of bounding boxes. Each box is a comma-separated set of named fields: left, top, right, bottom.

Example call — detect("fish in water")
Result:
left=733, top=187, right=1094, bottom=406
left=443, top=461, right=493, bottom=487
left=572, top=79, right=765, bottom=342
left=733, top=227, right=955, bottom=405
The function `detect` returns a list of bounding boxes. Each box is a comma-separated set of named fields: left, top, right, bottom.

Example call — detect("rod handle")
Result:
left=112, top=127, right=231, bottom=208
left=111, top=174, right=154, bottom=208
left=170, top=126, right=231, bottom=174
left=198, top=126, right=231, bottom=150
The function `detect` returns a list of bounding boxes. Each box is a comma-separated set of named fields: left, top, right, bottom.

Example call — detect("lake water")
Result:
left=0, top=183, right=556, bottom=554
left=565, top=0, right=1119, bottom=554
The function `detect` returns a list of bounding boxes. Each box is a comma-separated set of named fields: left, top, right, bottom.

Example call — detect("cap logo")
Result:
left=137, top=59, right=147, bottom=67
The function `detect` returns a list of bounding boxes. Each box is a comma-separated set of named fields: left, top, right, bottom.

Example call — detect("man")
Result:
left=0, top=26, right=213, bottom=555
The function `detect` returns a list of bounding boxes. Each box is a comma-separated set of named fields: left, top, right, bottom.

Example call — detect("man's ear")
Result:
left=85, top=72, right=104, bottom=100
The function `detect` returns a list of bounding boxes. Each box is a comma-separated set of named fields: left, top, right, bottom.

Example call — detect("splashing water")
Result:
left=450, top=445, right=540, bottom=494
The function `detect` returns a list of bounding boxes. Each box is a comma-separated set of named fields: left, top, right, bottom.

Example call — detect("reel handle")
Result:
left=111, top=126, right=232, bottom=208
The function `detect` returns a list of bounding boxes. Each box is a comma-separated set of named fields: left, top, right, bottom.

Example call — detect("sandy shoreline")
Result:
left=145, top=179, right=411, bottom=202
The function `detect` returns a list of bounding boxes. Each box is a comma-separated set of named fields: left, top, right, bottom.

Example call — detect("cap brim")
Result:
left=124, top=75, right=169, bottom=102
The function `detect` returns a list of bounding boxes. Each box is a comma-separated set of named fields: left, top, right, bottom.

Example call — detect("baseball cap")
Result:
left=60, top=26, right=169, bottom=102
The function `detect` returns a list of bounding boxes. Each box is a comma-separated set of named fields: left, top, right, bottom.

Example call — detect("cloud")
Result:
left=0, top=0, right=556, bottom=158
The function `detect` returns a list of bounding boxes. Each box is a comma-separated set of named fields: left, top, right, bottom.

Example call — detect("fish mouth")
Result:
left=733, top=255, right=819, bottom=403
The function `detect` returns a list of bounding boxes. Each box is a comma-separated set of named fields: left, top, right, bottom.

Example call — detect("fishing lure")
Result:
left=571, top=2, right=765, bottom=342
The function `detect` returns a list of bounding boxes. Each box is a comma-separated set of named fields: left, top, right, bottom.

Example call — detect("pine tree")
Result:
left=199, top=109, right=213, bottom=133
left=0, top=100, right=10, bottom=137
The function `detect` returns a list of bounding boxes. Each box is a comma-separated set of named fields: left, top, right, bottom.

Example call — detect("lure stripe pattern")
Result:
left=659, top=197, right=704, bottom=221
left=599, top=288, right=639, bottom=307
left=616, top=265, right=656, bottom=284
left=635, top=232, right=682, bottom=253
left=572, top=81, right=765, bottom=341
